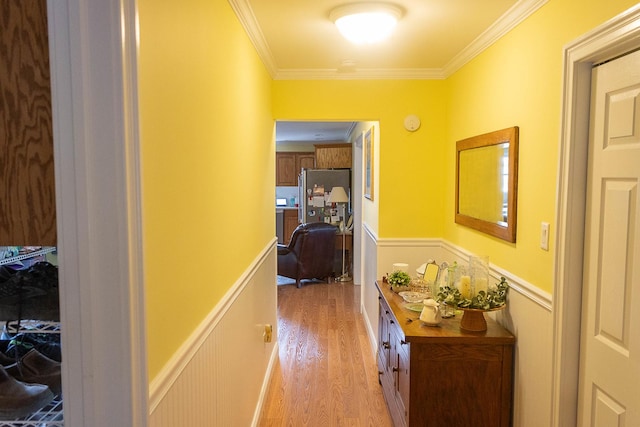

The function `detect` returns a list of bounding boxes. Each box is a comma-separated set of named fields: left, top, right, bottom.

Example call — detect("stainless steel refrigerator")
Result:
left=298, top=168, right=351, bottom=224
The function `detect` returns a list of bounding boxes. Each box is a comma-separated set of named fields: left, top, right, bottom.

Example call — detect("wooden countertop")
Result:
left=376, top=280, right=515, bottom=345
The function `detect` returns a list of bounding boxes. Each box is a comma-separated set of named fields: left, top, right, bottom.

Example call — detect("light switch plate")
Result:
left=540, top=222, right=550, bottom=251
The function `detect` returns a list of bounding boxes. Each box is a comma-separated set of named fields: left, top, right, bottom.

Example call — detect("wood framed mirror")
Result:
left=455, top=126, right=519, bottom=242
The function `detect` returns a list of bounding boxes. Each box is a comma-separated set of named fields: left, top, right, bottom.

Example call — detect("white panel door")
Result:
left=578, top=49, right=640, bottom=426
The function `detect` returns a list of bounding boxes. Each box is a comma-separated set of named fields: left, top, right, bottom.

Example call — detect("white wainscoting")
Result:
left=360, top=224, right=554, bottom=427
left=149, top=240, right=279, bottom=427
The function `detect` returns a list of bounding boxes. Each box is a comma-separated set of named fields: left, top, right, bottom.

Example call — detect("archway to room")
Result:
left=274, top=120, right=365, bottom=286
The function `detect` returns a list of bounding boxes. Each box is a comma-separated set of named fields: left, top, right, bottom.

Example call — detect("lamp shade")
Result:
left=330, top=3, right=402, bottom=44
left=328, top=186, right=349, bottom=203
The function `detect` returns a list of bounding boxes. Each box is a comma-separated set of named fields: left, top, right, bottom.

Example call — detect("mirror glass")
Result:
left=455, top=127, right=519, bottom=242
left=423, top=262, right=439, bottom=284
left=458, top=142, right=509, bottom=224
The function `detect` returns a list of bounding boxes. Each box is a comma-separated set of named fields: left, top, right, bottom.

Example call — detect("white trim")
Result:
left=362, top=226, right=552, bottom=311
left=274, top=67, right=446, bottom=81
left=121, top=1, right=149, bottom=424
left=149, top=239, right=278, bottom=411
left=48, top=0, right=147, bottom=425
left=551, top=5, right=640, bottom=427
left=251, top=341, right=280, bottom=427
left=376, top=237, right=443, bottom=247
left=440, top=240, right=553, bottom=311
left=227, top=0, right=278, bottom=76
left=442, top=0, right=548, bottom=77
left=361, top=302, right=378, bottom=355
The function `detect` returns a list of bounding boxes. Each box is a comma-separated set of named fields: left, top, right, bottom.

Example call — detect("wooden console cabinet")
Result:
left=376, top=281, right=515, bottom=427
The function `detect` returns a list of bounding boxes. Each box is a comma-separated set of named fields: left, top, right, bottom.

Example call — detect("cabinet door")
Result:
left=283, top=210, right=299, bottom=244
left=297, top=154, right=315, bottom=171
left=379, top=298, right=406, bottom=427
left=396, top=341, right=410, bottom=425
left=412, top=343, right=511, bottom=427
left=315, top=144, right=352, bottom=169
left=389, top=325, right=408, bottom=427
left=276, top=153, right=296, bottom=186
left=0, top=0, right=56, bottom=245
left=378, top=298, right=391, bottom=370
left=389, top=325, right=411, bottom=426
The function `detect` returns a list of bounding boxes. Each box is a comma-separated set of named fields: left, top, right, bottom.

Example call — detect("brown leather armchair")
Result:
left=277, top=222, right=338, bottom=288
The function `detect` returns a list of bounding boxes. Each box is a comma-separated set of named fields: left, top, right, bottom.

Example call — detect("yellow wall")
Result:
left=137, top=0, right=273, bottom=379
left=443, top=0, right=639, bottom=292
left=272, top=80, right=448, bottom=237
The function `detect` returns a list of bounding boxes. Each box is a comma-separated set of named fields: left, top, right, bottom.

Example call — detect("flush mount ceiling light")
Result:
left=330, top=3, right=403, bottom=44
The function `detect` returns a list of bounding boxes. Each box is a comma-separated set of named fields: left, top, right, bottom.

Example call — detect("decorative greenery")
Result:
left=387, top=270, right=411, bottom=287
left=437, top=276, right=509, bottom=310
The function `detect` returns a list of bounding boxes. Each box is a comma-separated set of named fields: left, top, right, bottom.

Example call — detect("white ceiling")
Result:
left=233, top=0, right=547, bottom=144
left=276, top=121, right=357, bottom=144
left=230, top=0, right=546, bottom=80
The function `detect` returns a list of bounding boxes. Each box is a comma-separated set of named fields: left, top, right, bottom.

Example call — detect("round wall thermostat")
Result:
left=404, top=114, right=421, bottom=132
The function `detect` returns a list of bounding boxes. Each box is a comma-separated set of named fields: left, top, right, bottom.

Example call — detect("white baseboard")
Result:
left=251, top=341, right=280, bottom=427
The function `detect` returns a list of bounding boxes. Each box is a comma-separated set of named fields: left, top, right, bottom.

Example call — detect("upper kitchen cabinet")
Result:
left=0, top=0, right=56, bottom=246
left=276, top=152, right=315, bottom=186
left=315, top=144, right=352, bottom=169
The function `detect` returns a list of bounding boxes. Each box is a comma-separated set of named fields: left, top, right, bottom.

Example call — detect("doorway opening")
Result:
left=274, top=120, right=365, bottom=285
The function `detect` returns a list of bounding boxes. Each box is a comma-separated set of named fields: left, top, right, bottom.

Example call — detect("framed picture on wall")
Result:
left=364, top=127, right=374, bottom=201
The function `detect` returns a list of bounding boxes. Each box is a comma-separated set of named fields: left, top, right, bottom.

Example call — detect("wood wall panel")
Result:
left=0, top=0, right=56, bottom=245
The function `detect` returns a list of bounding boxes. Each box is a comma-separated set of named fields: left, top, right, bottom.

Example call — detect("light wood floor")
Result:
left=258, top=278, right=393, bottom=426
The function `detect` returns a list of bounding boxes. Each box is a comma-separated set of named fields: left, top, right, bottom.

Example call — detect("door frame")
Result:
left=48, top=0, right=147, bottom=425
left=551, top=4, right=640, bottom=426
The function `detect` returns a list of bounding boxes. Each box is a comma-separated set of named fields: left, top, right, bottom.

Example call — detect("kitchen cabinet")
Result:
left=283, top=209, right=299, bottom=244
left=0, top=0, right=56, bottom=246
left=298, top=153, right=316, bottom=171
left=376, top=281, right=515, bottom=427
left=276, top=152, right=315, bottom=186
left=314, top=143, right=352, bottom=169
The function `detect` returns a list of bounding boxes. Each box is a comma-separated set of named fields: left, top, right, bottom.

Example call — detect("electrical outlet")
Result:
left=540, top=222, right=550, bottom=251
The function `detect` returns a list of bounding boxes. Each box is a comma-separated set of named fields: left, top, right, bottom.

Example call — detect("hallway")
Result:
left=259, top=279, right=393, bottom=426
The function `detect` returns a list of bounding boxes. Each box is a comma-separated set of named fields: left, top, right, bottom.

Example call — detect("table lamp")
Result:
left=328, top=186, right=351, bottom=282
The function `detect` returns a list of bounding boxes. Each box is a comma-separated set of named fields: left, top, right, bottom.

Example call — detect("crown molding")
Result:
left=442, top=0, right=549, bottom=78
left=274, top=67, right=446, bottom=81
left=227, top=0, right=278, bottom=76
left=230, top=0, right=548, bottom=80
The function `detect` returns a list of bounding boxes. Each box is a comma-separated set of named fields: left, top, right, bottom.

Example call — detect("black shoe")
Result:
left=0, top=262, right=59, bottom=321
